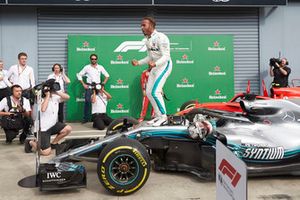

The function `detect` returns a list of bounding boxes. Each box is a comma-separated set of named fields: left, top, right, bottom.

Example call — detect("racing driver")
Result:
left=132, top=16, right=172, bottom=126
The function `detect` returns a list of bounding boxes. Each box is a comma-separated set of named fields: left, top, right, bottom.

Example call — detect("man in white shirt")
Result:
left=91, top=86, right=113, bottom=130
left=0, top=60, right=10, bottom=101
left=0, top=85, right=32, bottom=144
left=5, top=52, right=35, bottom=105
left=132, top=17, right=172, bottom=126
left=77, top=54, right=110, bottom=123
left=29, top=84, right=71, bottom=156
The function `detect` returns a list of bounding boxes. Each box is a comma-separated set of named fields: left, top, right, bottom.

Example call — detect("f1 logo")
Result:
left=218, top=159, right=241, bottom=187
left=114, top=41, right=147, bottom=52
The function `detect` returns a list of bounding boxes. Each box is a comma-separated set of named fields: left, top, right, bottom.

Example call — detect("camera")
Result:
left=269, top=57, right=289, bottom=67
left=88, top=82, right=102, bottom=92
left=33, top=79, right=61, bottom=98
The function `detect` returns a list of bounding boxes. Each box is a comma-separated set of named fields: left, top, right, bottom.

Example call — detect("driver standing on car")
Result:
left=132, top=16, right=172, bottom=126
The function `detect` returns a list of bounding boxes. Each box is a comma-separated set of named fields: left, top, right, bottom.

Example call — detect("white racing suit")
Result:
left=138, top=30, right=172, bottom=118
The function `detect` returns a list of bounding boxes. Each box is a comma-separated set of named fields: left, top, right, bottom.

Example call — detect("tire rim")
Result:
left=109, top=154, right=139, bottom=185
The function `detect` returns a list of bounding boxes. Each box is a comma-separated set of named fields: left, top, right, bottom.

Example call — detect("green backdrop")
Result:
left=67, top=35, right=234, bottom=121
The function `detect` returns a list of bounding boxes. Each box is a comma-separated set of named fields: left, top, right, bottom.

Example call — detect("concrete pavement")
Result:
left=0, top=123, right=299, bottom=200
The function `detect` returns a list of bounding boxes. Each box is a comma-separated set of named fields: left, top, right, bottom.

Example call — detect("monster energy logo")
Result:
left=243, top=147, right=284, bottom=160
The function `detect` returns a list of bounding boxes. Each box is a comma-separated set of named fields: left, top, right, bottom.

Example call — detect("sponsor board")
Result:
left=110, top=54, right=129, bottom=65
left=209, top=66, right=226, bottom=76
left=110, top=103, right=129, bottom=114
left=76, top=41, right=96, bottom=52
left=209, top=89, right=227, bottom=100
left=176, top=54, right=194, bottom=64
left=208, top=41, right=226, bottom=51
left=176, top=78, right=195, bottom=88
left=110, top=79, right=129, bottom=89
left=216, top=140, right=247, bottom=200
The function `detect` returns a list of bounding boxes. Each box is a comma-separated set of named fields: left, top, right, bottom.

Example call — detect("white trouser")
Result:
left=146, top=60, right=172, bottom=117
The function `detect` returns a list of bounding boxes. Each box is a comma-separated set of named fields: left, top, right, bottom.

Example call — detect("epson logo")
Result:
left=212, top=0, right=230, bottom=2
left=46, top=172, right=62, bottom=179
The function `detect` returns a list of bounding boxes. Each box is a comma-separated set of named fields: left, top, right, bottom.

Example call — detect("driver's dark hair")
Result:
left=11, top=84, right=22, bottom=93
left=143, top=16, right=156, bottom=28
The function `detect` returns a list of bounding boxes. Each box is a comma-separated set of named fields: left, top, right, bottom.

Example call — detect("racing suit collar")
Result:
left=147, top=30, right=157, bottom=39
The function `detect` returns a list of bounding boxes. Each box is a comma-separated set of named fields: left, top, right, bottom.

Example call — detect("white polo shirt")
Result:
left=0, top=70, right=8, bottom=89
left=0, top=96, right=31, bottom=112
left=77, top=64, right=109, bottom=84
left=5, top=65, right=35, bottom=90
left=40, top=94, right=61, bottom=131
left=92, top=93, right=108, bottom=114
left=47, top=73, right=65, bottom=92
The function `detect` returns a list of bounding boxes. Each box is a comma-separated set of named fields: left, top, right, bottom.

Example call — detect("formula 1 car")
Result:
left=44, top=98, right=300, bottom=195
left=177, top=80, right=300, bottom=117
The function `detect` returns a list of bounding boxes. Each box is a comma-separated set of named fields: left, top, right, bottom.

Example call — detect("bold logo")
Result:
left=76, top=41, right=96, bottom=52
left=209, top=89, right=227, bottom=99
left=110, top=54, right=129, bottom=65
left=208, top=41, right=226, bottom=51
left=110, top=79, right=129, bottom=89
left=46, top=172, right=62, bottom=179
left=243, top=147, right=284, bottom=160
left=176, top=78, right=195, bottom=88
left=111, top=103, right=129, bottom=114
left=114, top=40, right=147, bottom=52
left=176, top=54, right=194, bottom=64
left=208, top=65, right=226, bottom=76
left=218, top=159, right=241, bottom=187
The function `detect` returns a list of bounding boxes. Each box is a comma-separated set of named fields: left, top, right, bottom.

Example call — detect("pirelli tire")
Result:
left=106, top=117, right=139, bottom=136
left=180, top=100, right=198, bottom=111
left=97, top=137, right=151, bottom=195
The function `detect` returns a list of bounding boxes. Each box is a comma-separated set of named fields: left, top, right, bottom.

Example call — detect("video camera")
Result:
left=269, top=58, right=289, bottom=68
left=33, top=79, right=61, bottom=97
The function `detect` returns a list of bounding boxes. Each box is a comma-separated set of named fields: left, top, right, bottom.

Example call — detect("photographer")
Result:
left=0, top=85, right=31, bottom=144
left=77, top=54, right=109, bottom=123
left=47, top=63, right=71, bottom=123
left=269, top=57, right=291, bottom=87
left=91, top=83, right=113, bottom=130
left=29, top=80, right=71, bottom=156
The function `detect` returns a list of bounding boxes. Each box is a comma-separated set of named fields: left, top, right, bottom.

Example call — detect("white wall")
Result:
left=0, top=7, right=37, bottom=78
left=260, top=1, right=300, bottom=92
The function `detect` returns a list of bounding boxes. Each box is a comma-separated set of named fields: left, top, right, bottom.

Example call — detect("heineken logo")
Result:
left=176, top=78, right=195, bottom=88
left=176, top=54, right=194, bottom=64
left=208, top=66, right=226, bottom=76
left=208, top=41, right=226, bottom=51
left=110, top=78, right=129, bottom=89
left=76, top=41, right=96, bottom=52
left=209, top=89, right=227, bottom=99
left=110, top=54, right=129, bottom=65
left=111, top=103, right=129, bottom=113
left=114, top=40, right=147, bottom=52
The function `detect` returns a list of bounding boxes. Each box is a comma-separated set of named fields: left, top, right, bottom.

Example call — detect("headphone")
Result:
left=52, top=63, right=63, bottom=72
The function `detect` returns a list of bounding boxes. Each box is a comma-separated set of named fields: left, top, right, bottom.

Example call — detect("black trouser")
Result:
left=92, top=113, right=113, bottom=130
left=22, top=89, right=34, bottom=105
left=0, top=87, right=10, bottom=101
left=58, top=102, right=64, bottom=123
left=3, top=116, right=32, bottom=143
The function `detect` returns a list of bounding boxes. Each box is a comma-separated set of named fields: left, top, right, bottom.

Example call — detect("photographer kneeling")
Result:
left=29, top=79, right=71, bottom=156
left=269, top=57, right=291, bottom=88
left=0, top=85, right=31, bottom=144
left=91, top=83, right=113, bottom=130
